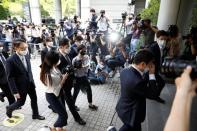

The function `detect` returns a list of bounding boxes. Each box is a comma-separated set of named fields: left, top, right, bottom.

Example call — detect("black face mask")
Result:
left=80, top=51, right=86, bottom=55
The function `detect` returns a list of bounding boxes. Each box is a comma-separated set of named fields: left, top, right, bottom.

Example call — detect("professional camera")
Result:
left=59, top=19, right=64, bottom=27
left=121, top=12, right=127, bottom=21
left=73, top=59, right=83, bottom=69
left=138, top=19, right=146, bottom=29
left=100, top=10, right=105, bottom=17
left=161, top=57, right=197, bottom=79
left=62, top=65, right=75, bottom=75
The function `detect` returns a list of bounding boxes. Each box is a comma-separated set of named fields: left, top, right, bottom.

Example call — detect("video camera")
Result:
left=161, top=57, right=197, bottom=79
left=62, top=65, right=75, bottom=75
left=121, top=12, right=127, bottom=21
left=73, top=59, right=83, bottom=69
left=59, top=19, right=64, bottom=27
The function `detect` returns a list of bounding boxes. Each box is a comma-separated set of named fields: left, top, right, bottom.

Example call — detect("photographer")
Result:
left=57, top=38, right=86, bottom=125
left=98, top=33, right=110, bottom=58
left=63, top=17, right=74, bottom=39
left=72, top=44, right=98, bottom=111
left=142, top=19, right=157, bottom=46
left=165, top=25, right=181, bottom=58
left=97, top=10, right=110, bottom=34
left=69, top=35, right=83, bottom=60
left=123, top=14, right=134, bottom=47
left=182, top=27, right=197, bottom=60
left=87, top=8, right=98, bottom=32
left=107, top=41, right=128, bottom=71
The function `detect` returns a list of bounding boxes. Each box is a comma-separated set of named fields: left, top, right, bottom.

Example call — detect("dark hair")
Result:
left=59, top=38, right=69, bottom=47
left=40, top=51, right=60, bottom=86
left=90, top=8, right=95, bottom=12
left=156, top=30, right=168, bottom=38
left=75, top=36, right=83, bottom=42
left=77, top=44, right=86, bottom=52
left=144, top=19, right=151, bottom=24
left=12, top=39, right=26, bottom=49
left=133, top=49, right=154, bottom=65
left=168, top=25, right=179, bottom=38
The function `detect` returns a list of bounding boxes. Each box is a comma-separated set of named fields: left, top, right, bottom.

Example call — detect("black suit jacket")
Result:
left=6, top=53, right=35, bottom=94
left=0, top=60, right=7, bottom=85
left=116, top=67, right=157, bottom=127
left=41, top=47, right=48, bottom=64
left=58, top=53, right=73, bottom=90
left=147, top=42, right=161, bottom=73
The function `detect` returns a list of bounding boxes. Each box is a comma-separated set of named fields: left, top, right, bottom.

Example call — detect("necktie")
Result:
left=21, top=56, right=28, bottom=70
left=0, top=54, right=6, bottom=67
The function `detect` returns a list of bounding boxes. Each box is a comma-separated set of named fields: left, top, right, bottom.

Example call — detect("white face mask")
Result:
left=47, top=42, right=53, bottom=47
left=64, top=48, right=70, bottom=54
left=19, top=49, right=28, bottom=56
left=157, top=39, right=166, bottom=49
left=144, top=67, right=149, bottom=74
left=0, top=47, right=3, bottom=52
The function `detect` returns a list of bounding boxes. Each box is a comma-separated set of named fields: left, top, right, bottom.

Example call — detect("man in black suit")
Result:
left=6, top=39, right=45, bottom=120
left=0, top=43, right=15, bottom=105
left=41, top=37, right=55, bottom=64
left=69, top=35, right=83, bottom=60
left=58, top=38, right=86, bottom=125
left=116, top=49, right=158, bottom=131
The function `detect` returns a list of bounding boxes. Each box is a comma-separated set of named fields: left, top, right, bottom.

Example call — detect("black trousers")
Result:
left=73, top=76, right=92, bottom=104
left=8, top=86, right=39, bottom=116
left=62, top=85, right=81, bottom=121
left=0, top=83, right=15, bottom=105
left=119, top=123, right=141, bottom=131
left=46, top=93, right=68, bottom=127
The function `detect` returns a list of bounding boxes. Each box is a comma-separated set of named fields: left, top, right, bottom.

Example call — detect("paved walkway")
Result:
left=0, top=57, right=196, bottom=131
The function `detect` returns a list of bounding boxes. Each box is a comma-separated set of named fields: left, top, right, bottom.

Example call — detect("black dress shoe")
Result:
left=32, top=115, right=45, bottom=120
left=6, top=106, right=12, bottom=118
left=89, top=104, right=98, bottom=111
left=155, top=97, right=165, bottom=104
left=75, top=118, right=86, bottom=125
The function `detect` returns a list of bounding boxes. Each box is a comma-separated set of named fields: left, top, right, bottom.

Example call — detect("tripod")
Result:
left=59, top=25, right=65, bottom=39
left=119, top=19, right=126, bottom=37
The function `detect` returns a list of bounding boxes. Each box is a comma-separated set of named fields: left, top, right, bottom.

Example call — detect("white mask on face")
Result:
left=64, top=48, right=70, bottom=54
left=19, top=49, right=28, bottom=56
left=47, top=42, right=53, bottom=47
left=144, top=67, right=149, bottom=74
left=157, top=39, right=166, bottom=49
left=0, top=47, right=3, bottom=52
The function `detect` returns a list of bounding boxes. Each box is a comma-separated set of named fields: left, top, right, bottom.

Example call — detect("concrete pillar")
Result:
left=76, top=0, right=81, bottom=17
left=29, top=0, right=41, bottom=25
left=54, top=0, right=62, bottom=24
left=157, top=0, right=194, bottom=33
left=157, top=0, right=181, bottom=30
left=134, top=0, right=146, bottom=15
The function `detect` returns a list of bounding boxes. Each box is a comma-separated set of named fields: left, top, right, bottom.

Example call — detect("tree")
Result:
left=0, top=0, right=10, bottom=20
left=191, top=0, right=197, bottom=26
left=140, top=0, right=160, bottom=25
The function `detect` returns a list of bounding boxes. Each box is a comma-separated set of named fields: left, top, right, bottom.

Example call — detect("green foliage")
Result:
left=0, top=4, right=9, bottom=19
left=140, top=0, right=160, bottom=25
left=0, top=0, right=10, bottom=19
left=40, top=4, right=50, bottom=17
left=191, top=0, right=197, bottom=26
left=62, top=0, right=76, bottom=17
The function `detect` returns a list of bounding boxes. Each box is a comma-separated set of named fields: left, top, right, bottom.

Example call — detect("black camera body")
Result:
left=121, top=12, right=127, bottom=21
left=59, top=19, right=64, bottom=27
left=161, top=57, right=197, bottom=79
left=73, top=59, right=83, bottom=69
left=62, top=65, right=75, bottom=75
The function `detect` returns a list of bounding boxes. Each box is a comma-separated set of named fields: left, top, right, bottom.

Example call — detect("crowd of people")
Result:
left=0, top=8, right=197, bottom=131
